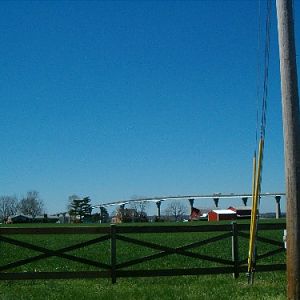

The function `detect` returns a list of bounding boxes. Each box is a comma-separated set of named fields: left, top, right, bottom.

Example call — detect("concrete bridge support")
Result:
left=156, top=201, right=161, bottom=219
left=213, top=198, right=219, bottom=208
left=275, top=195, right=281, bottom=219
left=242, top=197, right=248, bottom=206
left=119, top=204, right=125, bottom=219
left=188, top=198, right=194, bottom=214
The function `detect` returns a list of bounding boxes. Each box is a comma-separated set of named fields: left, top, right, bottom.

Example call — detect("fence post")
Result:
left=110, top=224, right=117, bottom=284
left=231, top=222, right=239, bottom=278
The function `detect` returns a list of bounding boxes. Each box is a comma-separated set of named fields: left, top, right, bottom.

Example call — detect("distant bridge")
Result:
left=92, top=192, right=285, bottom=219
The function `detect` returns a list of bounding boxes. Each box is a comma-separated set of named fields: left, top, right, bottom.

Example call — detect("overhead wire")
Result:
left=248, top=0, right=272, bottom=284
left=255, top=0, right=262, bottom=151
left=260, top=0, right=272, bottom=140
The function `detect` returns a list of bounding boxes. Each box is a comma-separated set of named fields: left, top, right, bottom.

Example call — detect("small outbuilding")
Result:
left=228, top=206, right=252, bottom=219
left=189, top=207, right=201, bottom=221
left=7, top=214, right=33, bottom=224
left=208, top=209, right=237, bottom=222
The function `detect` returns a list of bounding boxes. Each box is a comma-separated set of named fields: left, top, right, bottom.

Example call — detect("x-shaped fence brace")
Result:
left=114, top=232, right=234, bottom=269
left=238, top=231, right=286, bottom=265
left=0, top=234, right=111, bottom=272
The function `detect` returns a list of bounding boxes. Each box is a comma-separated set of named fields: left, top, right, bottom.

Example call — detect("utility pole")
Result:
left=276, top=0, right=300, bottom=299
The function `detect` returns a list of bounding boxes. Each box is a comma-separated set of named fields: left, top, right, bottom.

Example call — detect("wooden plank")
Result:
left=0, top=227, right=110, bottom=235
left=116, top=233, right=232, bottom=270
left=0, top=222, right=286, bottom=235
left=255, top=235, right=285, bottom=247
left=231, top=222, right=239, bottom=278
left=116, top=251, right=167, bottom=269
left=115, top=232, right=232, bottom=269
left=117, top=233, right=231, bottom=269
left=238, top=231, right=285, bottom=247
left=54, top=235, right=110, bottom=253
left=0, top=223, right=286, bottom=235
left=116, top=224, right=233, bottom=234
left=0, top=235, right=110, bottom=271
left=116, top=232, right=231, bottom=253
left=238, top=231, right=251, bottom=239
left=0, top=264, right=285, bottom=281
left=0, top=271, right=110, bottom=280
left=116, top=234, right=233, bottom=266
left=116, top=223, right=285, bottom=234
left=110, top=224, right=117, bottom=284
left=0, top=234, right=110, bottom=257
left=255, top=264, right=286, bottom=272
left=257, top=223, right=286, bottom=230
left=179, top=232, right=232, bottom=251
left=256, top=248, right=286, bottom=261
left=117, top=267, right=235, bottom=277
left=0, top=250, right=110, bottom=272
left=236, top=223, right=286, bottom=232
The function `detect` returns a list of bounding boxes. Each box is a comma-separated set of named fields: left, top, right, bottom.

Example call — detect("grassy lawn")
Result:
left=0, top=220, right=286, bottom=299
left=0, top=273, right=286, bottom=300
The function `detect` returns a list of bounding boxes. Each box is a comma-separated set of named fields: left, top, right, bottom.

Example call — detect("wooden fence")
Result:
left=0, top=222, right=286, bottom=282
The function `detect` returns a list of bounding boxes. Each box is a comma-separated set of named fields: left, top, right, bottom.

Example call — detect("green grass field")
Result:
left=0, top=220, right=286, bottom=300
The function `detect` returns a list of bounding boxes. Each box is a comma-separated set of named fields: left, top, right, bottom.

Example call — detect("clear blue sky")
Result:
left=1, top=1, right=299, bottom=215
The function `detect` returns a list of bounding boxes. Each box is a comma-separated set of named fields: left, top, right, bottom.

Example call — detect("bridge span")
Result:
left=92, top=192, right=285, bottom=219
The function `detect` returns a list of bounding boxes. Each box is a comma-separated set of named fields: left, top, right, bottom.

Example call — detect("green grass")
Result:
left=0, top=274, right=287, bottom=300
left=0, top=220, right=286, bottom=299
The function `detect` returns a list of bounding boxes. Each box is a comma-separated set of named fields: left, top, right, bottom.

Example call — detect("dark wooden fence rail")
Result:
left=0, top=223, right=286, bottom=282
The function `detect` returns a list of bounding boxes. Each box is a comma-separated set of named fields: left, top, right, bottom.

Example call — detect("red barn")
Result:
left=208, top=210, right=237, bottom=222
left=190, top=207, right=201, bottom=221
left=228, top=206, right=252, bottom=219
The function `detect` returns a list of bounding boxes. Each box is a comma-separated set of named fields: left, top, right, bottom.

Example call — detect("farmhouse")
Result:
left=7, top=214, right=60, bottom=224
left=34, top=214, right=60, bottom=223
left=7, top=214, right=33, bottom=224
left=208, top=209, right=237, bottom=222
left=228, top=206, right=252, bottom=219
left=111, top=208, right=139, bottom=223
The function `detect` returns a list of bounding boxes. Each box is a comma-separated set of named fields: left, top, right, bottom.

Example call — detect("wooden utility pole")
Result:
left=276, top=0, right=300, bottom=298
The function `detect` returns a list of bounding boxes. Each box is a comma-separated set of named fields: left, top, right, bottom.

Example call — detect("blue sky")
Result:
left=1, top=1, right=299, bottom=215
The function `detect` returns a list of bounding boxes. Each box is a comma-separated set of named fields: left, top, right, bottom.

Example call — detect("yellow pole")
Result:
left=248, top=152, right=257, bottom=275
left=248, top=138, right=264, bottom=276
left=249, top=152, right=257, bottom=241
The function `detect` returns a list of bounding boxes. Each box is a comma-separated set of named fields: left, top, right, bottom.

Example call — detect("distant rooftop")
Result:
left=212, top=209, right=237, bottom=215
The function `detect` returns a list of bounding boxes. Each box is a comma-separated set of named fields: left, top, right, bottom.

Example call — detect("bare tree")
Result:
left=164, top=201, right=187, bottom=222
left=18, top=190, right=44, bottom=217
left=130, top=196, right=149, bottom=222
left=0, top=195, right=18, bottom=222
left=130, top=200, right=148, bottom=213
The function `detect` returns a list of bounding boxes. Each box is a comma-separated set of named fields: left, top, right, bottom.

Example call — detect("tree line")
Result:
left=67, top=195, right=188, bottom=223
left=0, top=191, right=189, bottom=224
left=0, top=190, right=44, bottom=222
left=68, top=195, right=109, bottom=223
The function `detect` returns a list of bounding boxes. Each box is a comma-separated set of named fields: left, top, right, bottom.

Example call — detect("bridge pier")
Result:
left=156, top=201, right=161, bottom=219
left=213, top=198, right=219, bottom=208
left=242, top=197, right=248, bottom=206
left=275, top=195, right=281, bottom=219
left=119, top=204, right=125, bottom=219
left=188, top=198, right=194, bottom=214
left=100, top=206, right=104, bottom=222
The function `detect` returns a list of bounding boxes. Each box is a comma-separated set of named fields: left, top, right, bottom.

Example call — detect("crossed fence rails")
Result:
left=0, top=222, right=286, bottom=282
